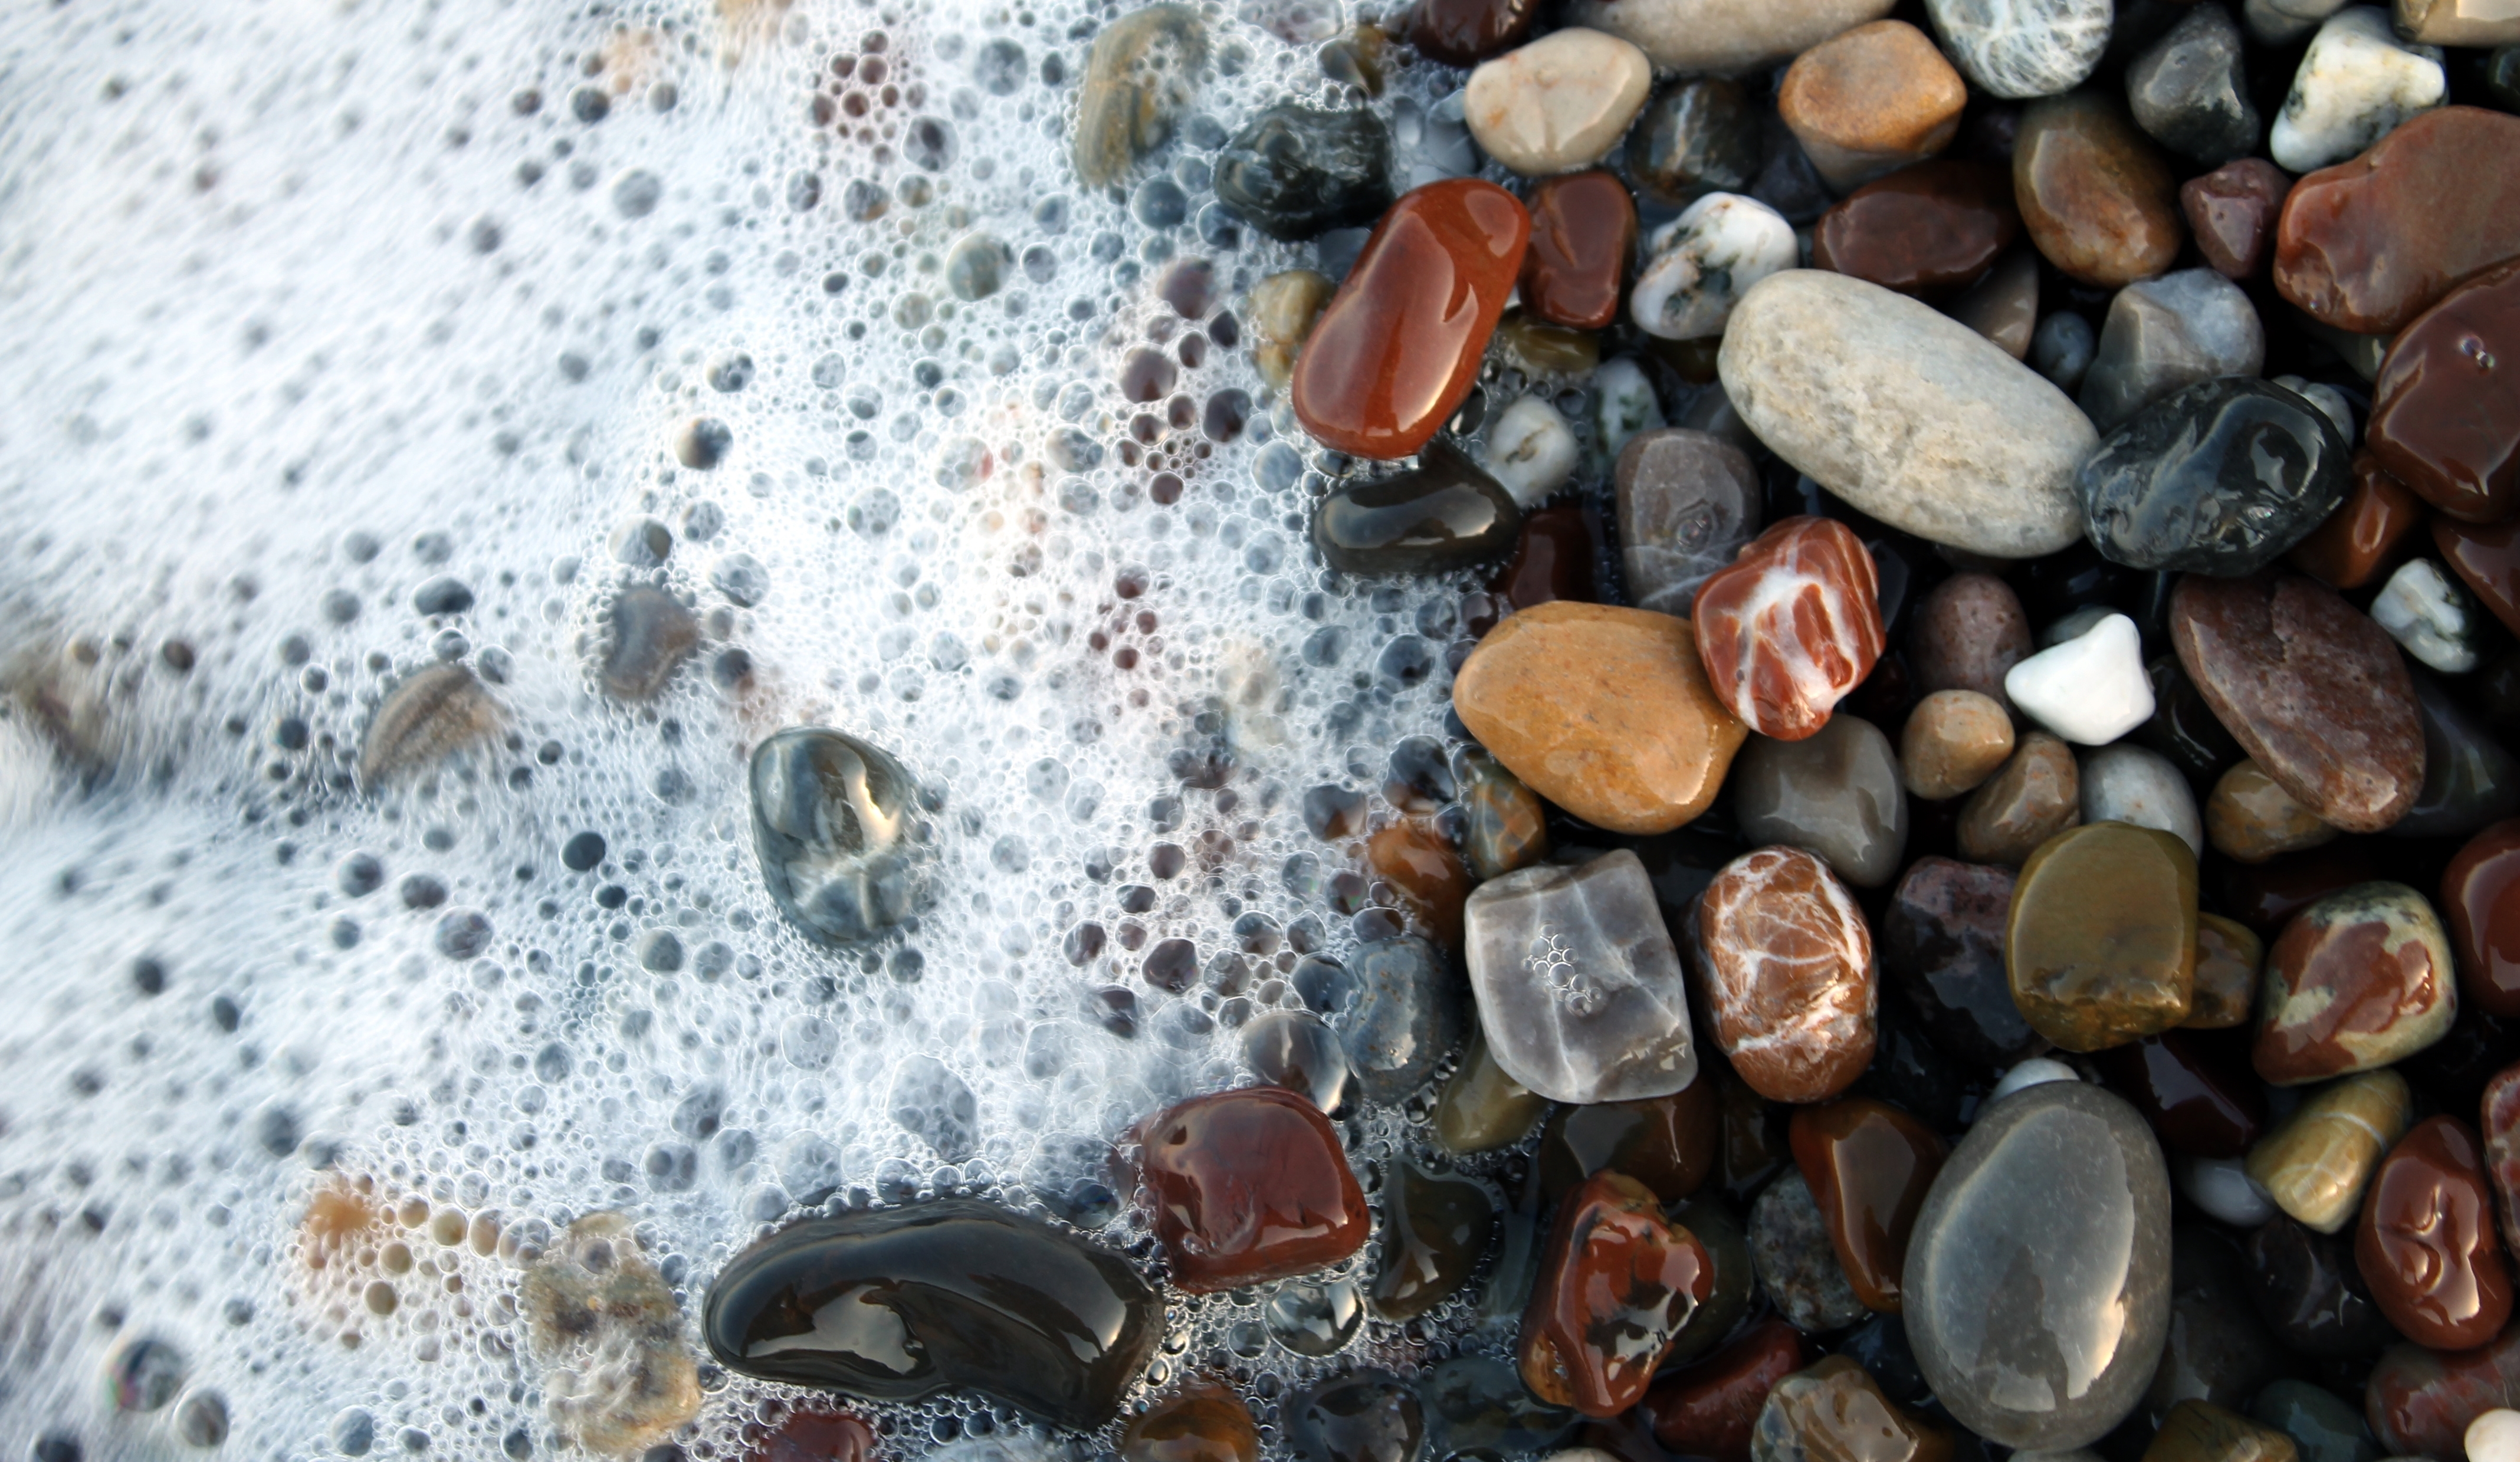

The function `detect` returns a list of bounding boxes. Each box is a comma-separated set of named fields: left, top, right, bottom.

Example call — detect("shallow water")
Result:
left=0, top=0, right=1520, bottom=1453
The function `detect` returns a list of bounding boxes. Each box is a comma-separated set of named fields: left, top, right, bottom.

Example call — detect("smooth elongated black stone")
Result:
left=750, top=727, right=936, bottom=946
left=1214, top=104, right=1395, bottom=242
left=701, top=1200, right=1161, bottom=1429
left=2077, top=377, right=2351, bottom=576
left=1314, top=439, right=1521, bottom=576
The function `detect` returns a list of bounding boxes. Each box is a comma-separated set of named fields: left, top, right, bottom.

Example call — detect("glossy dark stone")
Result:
left=1417, top=1355, right=1575, bottom=1461
left=701, top=1200, right=1161, bottom=1428
left=2095, top=1030, right=2266, bottom=1159
left=2079, top=379, right=2352, bottom=576
left=2440, top=514, right=2520, bottom=640
left=2288, top=453, right=2426, bottom=592
left=1338, top=935, right=1459, bottom=1105
left=1645, top=1318, right=1806, bottom=1462
left=1883, top=857, right=2050, bottom=1067
left=1838, top=1312, right=1931, bottom=1405
left=2181, top=158, right=2288, bottom=281
left=1666, top=1195, right=1757, bottom=1365
left=1536, top=1076, right=1720, bottom=1206
left=1243, top=1008, right=1358, bottom=1117
left=1490, top=505, right=1597, bottom=612
left=2124, top=3, right=2259, bottom=166
left=2242, top=1214, right=2395, bottom=1358
left=1521, top=171, right=1635, bottom=331
left=750, top=728, right=936, bottom=947
left=1810, top=161, right=2022, bottom=297
left=1403, top=0, right=1538, bottom=65
left=1851, top=998, right=1970, bottom=1131
left=2356, top=1114, right=2514, bottom=1350
left=1122, top=1385, right=1261, bottom=1462
left=2393, top=671, right=2520, bottom=840
left=1140, top=1086, right=1371, bottom=1292
left=1625, top=78, right=1763, bottom=206
left=1369, top=1159, right=1498, bottom=1321
left=2364, top=1323, right=2520, bottom=1460
left=1215, top=104, right=1396, bottom=244
left=2246, top=1379, right=2374, bottom=1462
left=2135, top=653, right=2247, bottom=790
left=2142, top=1226, right=2291, bottom=1430
left=1314, top=439, right=1521, bottom=575
left=1520, top=1172, right=1713, bottom=1417
left=2220, top=843, right=2380, bottom=936
left=2445, top=819, right=2520, bottom=1018
left=1292, top=1372, right=1425, bottom=1462
left=2367, top=257, right=2520, bottom=524
left=1790, top=1098, right=1950, bottom=1313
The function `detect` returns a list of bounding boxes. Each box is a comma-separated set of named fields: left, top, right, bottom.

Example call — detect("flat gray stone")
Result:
left=1719, top=270, right=2097, bottom=558
left=2079, top=269, right=2266, bottom=431
left=1905, top=1080, right=2172, bottom=1450
left=1462, top=849, right=1697, bottom=1105
left=1566, top=0, right=1896, bottom=74
left=1927, top=0, right=2112, bottom=98
left=1616, top=428, right=1761, bottom=616
left=1732, top=714, right=1910, bottom=889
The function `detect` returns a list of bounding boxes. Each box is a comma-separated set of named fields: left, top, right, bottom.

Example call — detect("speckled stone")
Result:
left=2268, top=8, right=2446, bottom=176
left=1073, top=5, right=1208, bottom=188
left=1565, top=0, right=1901, bottom=75
left=1905, top=1080, right=2173, bottom=1450
left=1911, top=574, right=2033, bottom=711
left=1750, top=1171, right=1871, bottom=1333
left=1734, top=715, right=1910, bottom=889
left=1633, top=193, right=1799, bottom=341
left=1885, top=857, right=2052, bottom=1067
left=2243, top=1068, right=2412, bottom=1232
left=1928, top=0, right=2112, bottom=99
left=1753, top=1356, right=1953, bottom=1462
left=1462, top=28, right=1653, bottom=177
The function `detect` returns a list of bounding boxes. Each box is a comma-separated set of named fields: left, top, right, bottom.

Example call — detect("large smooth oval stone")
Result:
left=1292, top=179, right=1530, bottom=461
left=2367, top=257, right=2520, bottom=524
left=2078, top=379, right=2352, bottom=576
left=750, top=727, right=936, bottom=947
left=1314, top=439, right=1521, bottom=576
left=1564, top=0, right=1896, bottom=74
left=2274, top=106, right=2520, bottom=336
left=701, top=1200, right=1161, bottom=1430
left=1905, top=1080, right=2173, bottom=1450
left=2169, top=573, right=2426, bottom=833
left=1718, top=270, right=2095, bottom=558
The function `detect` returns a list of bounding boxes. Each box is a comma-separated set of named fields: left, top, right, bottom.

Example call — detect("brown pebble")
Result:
left=1777, top=20, right=1970, bottom=192
left=1956, top=730, right=2080, bottom=865
left=2206, top=760, right=2339, bottom=864
left=1901, top=690, right=2015, bottom=800
left=1908, top=573, right=2032, bottom=713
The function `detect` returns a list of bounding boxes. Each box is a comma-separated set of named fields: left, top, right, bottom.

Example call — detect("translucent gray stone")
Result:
left=1928, top=0, right=2113, bottom=98
left=1340, top=935, right=1462, bottom=1106
left=1731, top=714, right=1909, bottom=888
left=749, top=727, right=936, bottom=946
left=1462, top=849, right=1697, bottom=1105
left=1265, top=1277, right=1364, bottom=1356
left=2078, top=744, right=2203, bottom=856
left=1905, top=1080, right=2171, bottom=1450
left=2127, top=5, right=2261, bottom=166
left=1748, top=1171, right=1868, bottom=1332
left=1242, top=1007, right=1358, bottom=1116
left=2079, top=270, right=2266, bottom=431
left=1615, top=428, right=1761, bottom=615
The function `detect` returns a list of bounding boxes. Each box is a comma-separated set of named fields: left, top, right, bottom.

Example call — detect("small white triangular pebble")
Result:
left=2176, top=1154, right=2278, bottom=1226
left=2004, top=612, right=2156, bottom=744
left=1992, top=1057, right=2080, bottom=1102
left=2469, top=1410, right=2520, bottom=1462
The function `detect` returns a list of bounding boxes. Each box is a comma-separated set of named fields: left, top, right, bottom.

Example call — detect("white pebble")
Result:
left=2371, top=557, right=2479, bottom=672
left=2176, top=1154, right=2279, bottom=1226
left=2474, top=1411, right=2520, bottom=1462
left=1630, top=193, right=1797, bottom=341
left=2003, top=612, right=2157, bottom=745
left=2081, top=743, right=2203, bottom=856
left=2269, top=8, right=2445, bottom=173
left=1482, top=395, right=1580, bottom=507
left=1462, top=28, right=1653, bottom=176
left=1594, top=357, right=1666, bottom=464
left=1992, top=1057, right=2081, bottom=1102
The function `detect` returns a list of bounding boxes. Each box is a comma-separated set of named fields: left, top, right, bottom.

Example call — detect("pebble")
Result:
left=1694, top=845, right=1879, bottom=1103
left=2015, top=92, right=2186, bottom=287
left=2373, top=558, right=2481, bottom=672
left=1290, top=1373, right=1423, bottom=1462
left=749, top=727, right=936, bottom=947
left=1718, top=271, right=2094, bottom=558
left=2082, top=380, right=2352, bottom=578
left=1791, top=1098, right=1949, bottom=1311
left=1457, top=749, right=1550, bottom=882
left=2478, top=1412, right=2520, bottom=1462
left=1911, top=574, right=2033, bottom=709
left=1959, top=730, right=2085, bottom=865
left=2144, top=1401, right=2301, bottom=1462
left=2170, top=573, right=2426, bottom=834
left=1753, top=1356, right=1950, bottom=1462
left=1518, top=1172, right=1712, bottom=1415
left=1406, top=0, right=1540, bottom=65
left=1138, top=1086, right=1371, bottom=1290
left=1691, top=516, right=1886, bottom=742
left=2105, top=1031, right=2269, bottom=1159
left=357, top=662, right=500, bottom=788
left=1243, top=1009, right=1357, bottom=1117
left=2393, top=668, right=2520, bottom=837
left=1928, top=0, right=2111, bottom=98
left=599, top=585, right=697, bottom=701
left=1732, top=714, right=1909, bottom=888
left=2247, top=0, right=2354, bottom=43
left=1461, top=28, right=1652, bottom=176
left=1249, top=268, right=1332, bottom=390
left=2006, top=613, right=2157, bottom=745
left=1462, top=848, right=1700, bottom=1104
left=1616, top=428, right=1761, bottom=616
left=2286, top=452, right=2424, bottom=590
left=1950, top=249, right=2041, bottom=359
left=2268, top=8, right=2445, bottom=175
left=2083, top=744, right=2204, bottom=856
left=1594, top=356, right=1666, bottom=464
left=1480, top=395, right=1580, bottom=507
left=2008, top=821, right=2201, bottom=1049
left=2182, top=159, right=2290, bottom=280
left=1369, top=819, right=1472, bottom=948
left=2446, top=820, right=2520, bottom=1017
left=1885, top=857, right=2052, bottom=1065
left=1341, top=935, right=1460, bottom=1104
left=2243, top=1068, right=2412, bottom=1232
left=2128, top=5, right=2263, bottom=166
left=1072, top=5, right=1206, bottom=188
left=2178, top=1154, right=2279, bottom=1225
left=1993, top=1056, right=2083, bottom=1099
left=2249, top=1381, right=2373, bottom=1462
left=2256, top=881, right=2456, bottom=1084
left=1266, top=1279, right=1364, bottom=1356
left=2274, top=106, right=2520, bottom=336
left=2440, top=515, right=2520, bottom=640
left=1213, top=104, right=1395, bottom=242
left=2144, top=1228, right=2291, bottom=1428
left=1778, top=21, right=1970, bottom=190
left=1565, top=0, right=1898, bottom=75
left=2367, top=258, right=2520, bottom=524
left=1632, top=193, right=1798, bottom=341
left=1902, top=690, right=2016, bottom=801
left=1292, top=179, right=1529, bottom=460
left=1433, top=1031, right=1548, bottom=1152
left=1418, top=1356, right=1574, bottom=1460
left=2367, top=1323, right=2520, bottom=1460
left=701, top=1200, right=1157, bottom=1429
left=2208, top=761, right=2338, bottom=863
left=1625, top=78, right=1766, bottom=205
left=1536, top=1079, right=1719, bottom=1204
left=2078, top=270, right=2266, bottom=431
left=1905, top=1080, right=2172, bottom=1450
left=1811, top=160, right=2022, bottom=297
left=1519, top=171, right=1634, bottom=330
left=2357, top=1113, right=2512, bottom=1348
left=2242, top=1215, right=2393, bottom=1357
left=1453, top=601, right=1745, bottom=833
left=2188, top=914, right=2264, bottom=1027
left=1749, top=1171, right=1872, bottom=1332
left=1646, top=1319, right=1808, bottom=1462
left=1123, top=1385, right=1260, bottom=1462
left=1314, top=439, right=1522, bottom=575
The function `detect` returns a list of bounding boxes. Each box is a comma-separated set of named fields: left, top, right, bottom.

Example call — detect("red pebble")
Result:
left=1138, top=1086, right=1370, bottom=1292
left=1644, top=1318, right=1806, bottom=1462
left=2181, top=158, right=2288, bottom=280
left=2486, top=1065, right=2520, bottom=1263
left=1520, top=171, right=1636, bottom=331
left=2449, top=820, right=2520, bottom=1018
left=1691, top=516, right=1885, bottom=741
left=2358, top=1114, right=2514, bottom=1350
left=757, top=1411, right=876, bottom=1462
left=2367, top=1316, right=2520, bottom=1458
left=1519, top=1171, right=1712, bottom=1417
left=1291, top=179, right=1530, bottom=461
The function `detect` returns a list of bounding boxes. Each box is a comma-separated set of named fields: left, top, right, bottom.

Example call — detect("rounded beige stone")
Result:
left=1569, top=0, right=1897, bottom=74
left=1462, top=28, right=1653, bottom=177
left=1901, top=689, right=2016, bottom=800
left=1779, top=21, right=1970, bottom=190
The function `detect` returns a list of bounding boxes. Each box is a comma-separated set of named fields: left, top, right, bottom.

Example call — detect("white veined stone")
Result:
left=1925, top=0, right=2113, bottom=98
